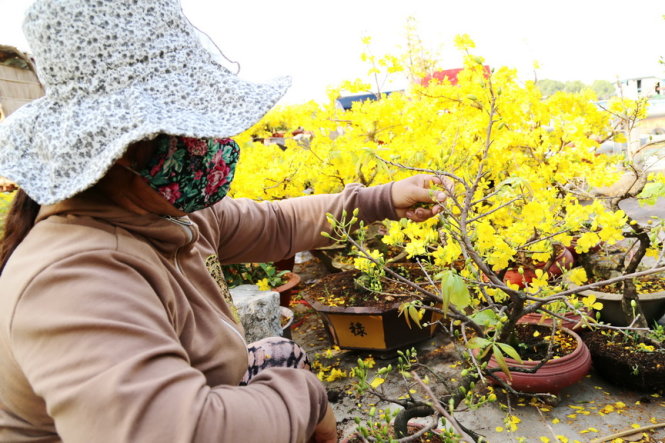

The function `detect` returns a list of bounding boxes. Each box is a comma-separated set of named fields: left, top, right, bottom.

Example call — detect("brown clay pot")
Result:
left=583, top=329, right=665, bottom=391
left=273, top=272, right=301, bottom=307
left=305, top=299, right=438, bottom=352
left=486, top=324, right=591, bottom=393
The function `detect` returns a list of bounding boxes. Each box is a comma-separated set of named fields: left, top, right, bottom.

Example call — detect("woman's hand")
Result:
left=310, top=404, right=337, bottom=443
left=391, top=174, right=449, bottom=222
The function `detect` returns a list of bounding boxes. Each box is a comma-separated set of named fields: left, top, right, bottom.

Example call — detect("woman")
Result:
left=0, top=1, right=445, bottom=442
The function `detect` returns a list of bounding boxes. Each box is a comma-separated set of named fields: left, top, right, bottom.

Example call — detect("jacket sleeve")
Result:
left=9, top=250, right=328, bottom=443
left=200, top=182, right=397, bottom=264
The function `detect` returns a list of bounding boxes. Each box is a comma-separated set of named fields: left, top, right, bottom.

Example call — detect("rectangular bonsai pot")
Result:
left=309, top=301, right=438, bottom=352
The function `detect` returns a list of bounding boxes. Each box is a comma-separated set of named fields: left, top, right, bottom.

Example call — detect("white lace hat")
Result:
left=0, top=0, right=290, bottom=205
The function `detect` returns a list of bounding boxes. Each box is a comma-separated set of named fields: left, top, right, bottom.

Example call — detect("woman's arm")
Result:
left=201, top=175, right=445, bottom=264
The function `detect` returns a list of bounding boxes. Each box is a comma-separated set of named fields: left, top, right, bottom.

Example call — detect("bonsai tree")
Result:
left=231, top=30, right=665, bottom=440
left=318, top=39, right=665, bottom=440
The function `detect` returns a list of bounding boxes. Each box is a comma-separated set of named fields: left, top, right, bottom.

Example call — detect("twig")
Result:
left=396, top=415, right=439, bottom=442
left=411, top=373, right=475, bottom=442
left=589, top=422, right=665, bottom=443
left=553, top=265, right=665, bottom=298
left=465, top=198, right=521, bottom=224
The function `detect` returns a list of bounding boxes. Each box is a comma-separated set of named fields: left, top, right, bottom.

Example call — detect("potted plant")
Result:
left=311, top=47, right=665, bottom=439
left=230, top=31, right=665, bottom=439
left=582, top=322, right=665, bottom=391
left=300, top=213, right=440, bottom=352
left=222, top=262, right=301, bottom=307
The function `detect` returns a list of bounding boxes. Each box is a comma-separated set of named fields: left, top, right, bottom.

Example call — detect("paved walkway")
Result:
left=291, top=254, right=665, bottom=442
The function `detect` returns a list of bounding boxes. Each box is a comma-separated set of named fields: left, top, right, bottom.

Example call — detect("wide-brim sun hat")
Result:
left=0, top=0, right=290, bottom=205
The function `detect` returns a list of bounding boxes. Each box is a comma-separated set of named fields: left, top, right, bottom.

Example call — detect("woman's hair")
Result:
left=0, top=189, right=40, bottom=274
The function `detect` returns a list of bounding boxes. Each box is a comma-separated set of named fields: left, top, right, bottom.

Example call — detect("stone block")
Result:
left=229, top=285, right=281, bottom=343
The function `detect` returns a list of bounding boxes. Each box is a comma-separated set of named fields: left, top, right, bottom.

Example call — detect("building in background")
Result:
left=0, top=45, right=43, bottom=191
left=617, top=75, right=665, bottom=100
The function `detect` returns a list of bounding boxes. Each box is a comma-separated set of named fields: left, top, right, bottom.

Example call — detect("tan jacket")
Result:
left=0, top=183, right=396, bottom=443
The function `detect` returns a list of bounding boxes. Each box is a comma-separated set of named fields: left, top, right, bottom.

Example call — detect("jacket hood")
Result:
left=36, top=189, right=199, bottom=255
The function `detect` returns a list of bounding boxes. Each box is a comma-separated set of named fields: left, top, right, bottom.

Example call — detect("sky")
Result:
left=1, top=0, right=664, bottom=104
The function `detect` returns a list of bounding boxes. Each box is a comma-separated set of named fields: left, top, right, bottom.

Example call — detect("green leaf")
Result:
left=492, top=344, right=512, bottom=381
left=637, top=182, right=665, bottom=206
left=497, top=343, right=523, bottom=364
left=439, top=270, right=471, bottom=310
left=466, top=337, right=491, bottom=350
left=469, top=308, right=500, bottom=327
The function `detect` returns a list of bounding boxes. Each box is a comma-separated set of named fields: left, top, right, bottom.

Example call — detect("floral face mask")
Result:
left=133, top=134, right=240, bottom=213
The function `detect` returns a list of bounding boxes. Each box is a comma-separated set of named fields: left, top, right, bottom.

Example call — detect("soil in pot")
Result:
left=583, top=328, right=665, bottom=391
left=300, top=263, right=439, bottom=351
left=582, top=274, right=665, bottom=326
left=301, top=263, right=435, bottom=310
left=517, top=308, right=591, bottom=332
left=486, top=323, right=592, bottom=393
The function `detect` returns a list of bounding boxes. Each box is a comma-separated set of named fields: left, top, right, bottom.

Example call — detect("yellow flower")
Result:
left=454, top=33, right=476, bottom=50
left=369, top=377, right=385, bottom=388
left=575, top=232, right=601, bottom=253
left=567, top=267, right=588, bottom=286
left=256, top=278, right=271, bottom=291
left=325, top=368, right=347, bottom=382
left=404, top=240, right=427, bottom=258
left=382, top=221, right=405, bottom=245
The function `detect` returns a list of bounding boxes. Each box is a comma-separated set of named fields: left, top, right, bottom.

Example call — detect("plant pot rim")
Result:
left=304, top=297, right=406, bottom=314
left=578, top=287, right=665, bottom=301
left=272, top=272, right=301, bottom=293
left=300, top=264, right=430, bottom=314
left=495, top=323, right=587, bottom=367
left=280, top=306, right=294, bottom=327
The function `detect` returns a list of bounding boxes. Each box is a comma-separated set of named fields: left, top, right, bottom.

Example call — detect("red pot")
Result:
left=501, top=248, right=575, bottom=288
left=539, top=247, right=574, bottom=277
left=502, top=268, right=537, bottom=289
left=486, top=325, right=591, bottom=393
left=273, top=272, right=301, bottom=307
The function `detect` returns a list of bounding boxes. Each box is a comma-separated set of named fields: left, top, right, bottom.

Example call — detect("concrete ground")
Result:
left=290, top=253, right=665, bottom=442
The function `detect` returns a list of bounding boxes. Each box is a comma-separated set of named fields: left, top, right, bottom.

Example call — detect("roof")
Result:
left=0, top=44, right=44, bottom=119
left=335, top=91, right=400, bottom=110
left=420, top=65, right=491, bottom=86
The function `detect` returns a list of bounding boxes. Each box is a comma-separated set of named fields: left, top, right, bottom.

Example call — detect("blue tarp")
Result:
left=335, top=91, right=400, bottom=110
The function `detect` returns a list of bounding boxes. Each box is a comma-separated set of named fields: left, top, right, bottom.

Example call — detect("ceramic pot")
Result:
left=575, top=286, right=665, bottom=326
left=304, top=299, right=438, bottom=352
left=273, top=272, right=301, bottom=307
left=300, top=265, right=440, bottom=352
left=486, top=324, right=591, bottom=393
left=583, top=328, right=665, bottom=391
left=280, top=306, right=294, bottom=340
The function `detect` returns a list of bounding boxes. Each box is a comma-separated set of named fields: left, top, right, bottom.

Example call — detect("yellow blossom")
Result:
left=568, top=268, right=588, bottom=286
left=325, top=368, right=347, bottom=382
left=256, top=278, right=271, bottom=291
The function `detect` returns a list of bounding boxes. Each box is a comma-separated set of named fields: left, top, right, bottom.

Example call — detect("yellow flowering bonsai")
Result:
left=231, top=29, right=665, bottom=439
